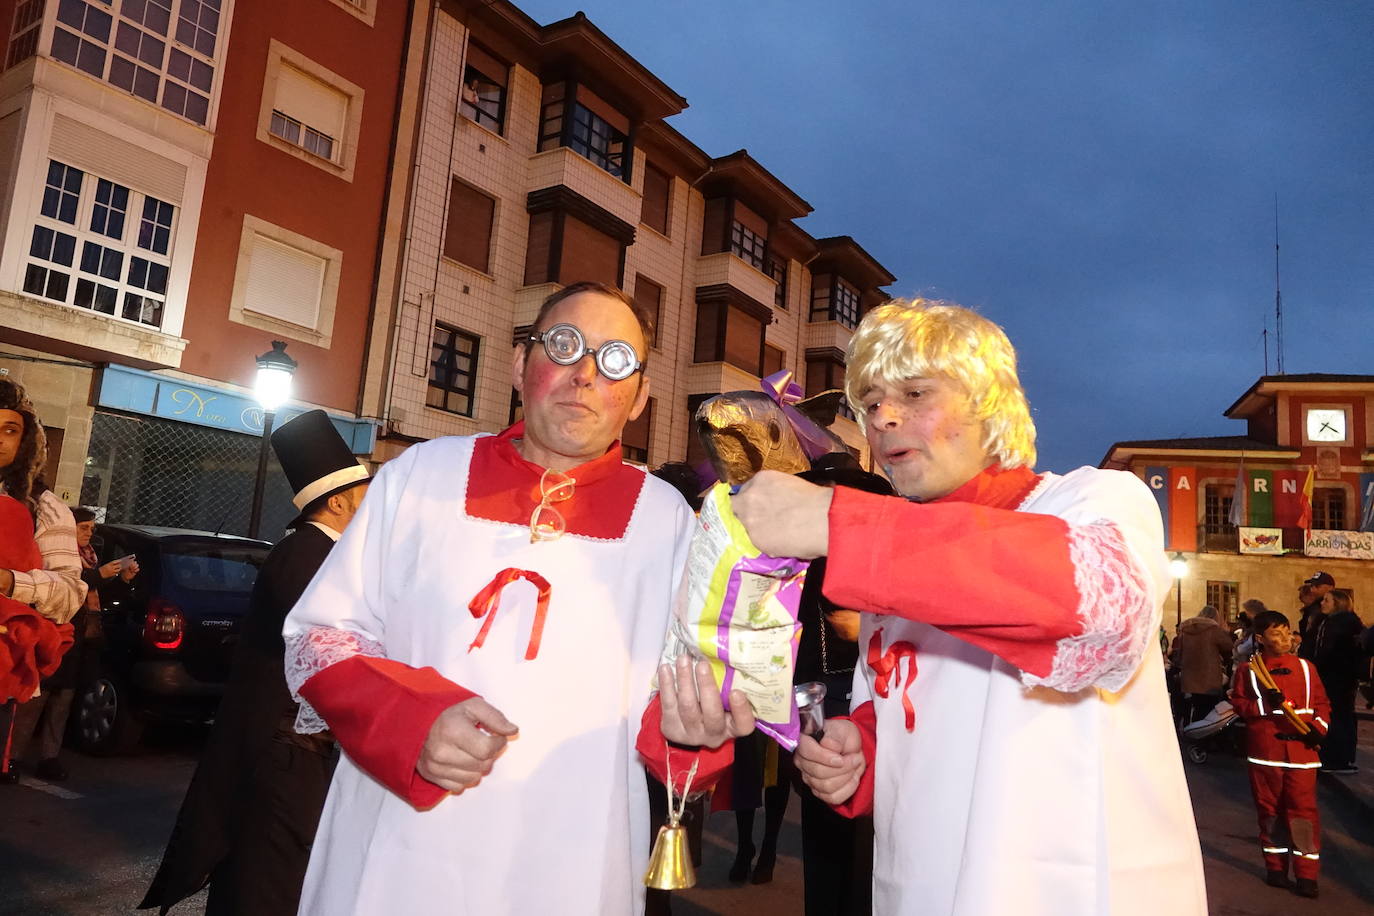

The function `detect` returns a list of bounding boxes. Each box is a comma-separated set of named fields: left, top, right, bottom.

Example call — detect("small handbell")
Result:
left=644, top=823, right=696, bottom=890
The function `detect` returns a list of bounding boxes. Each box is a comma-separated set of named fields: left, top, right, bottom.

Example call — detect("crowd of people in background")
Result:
left=1164, top=573, right=1370, bottom=899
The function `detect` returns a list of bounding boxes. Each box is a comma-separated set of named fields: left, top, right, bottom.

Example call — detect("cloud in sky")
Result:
left=520, top=0, right=1373, bottom=471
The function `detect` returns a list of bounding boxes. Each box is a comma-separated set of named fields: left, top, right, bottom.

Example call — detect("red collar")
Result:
left=465, top=422, right=645, bottom=540
left=931, top=464, right=1041, bottom=510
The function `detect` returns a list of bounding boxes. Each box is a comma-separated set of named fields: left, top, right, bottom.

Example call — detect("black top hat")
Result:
left=271, top=410, right=371, bottom=519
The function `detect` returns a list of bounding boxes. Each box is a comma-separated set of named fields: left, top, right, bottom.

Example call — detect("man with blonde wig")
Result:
left=734, top=299, right=1207, bottom=914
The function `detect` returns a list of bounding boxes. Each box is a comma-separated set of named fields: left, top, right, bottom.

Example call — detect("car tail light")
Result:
left=144, top=597, right=185, bottom=650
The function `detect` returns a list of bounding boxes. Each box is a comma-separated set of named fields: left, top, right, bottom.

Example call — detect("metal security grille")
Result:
left=80, top=410, right=294, bottom=542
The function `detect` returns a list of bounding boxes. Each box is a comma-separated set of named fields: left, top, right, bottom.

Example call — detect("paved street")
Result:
left=2, top=722, right=1372, bottom=915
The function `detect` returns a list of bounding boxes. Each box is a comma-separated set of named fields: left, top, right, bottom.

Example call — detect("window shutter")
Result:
left=464, top=41, right=507, bottom=85
left=641, top=163, right=670, bottom=235
left=560, top=214, right=620, bottom=287
left=244, top=234, right=325, bottom=329
left=632, top=274, right=663, bottom=347
left=275, top=65, right=348, bottom=140
left=443, top=179, right=495, bottom=272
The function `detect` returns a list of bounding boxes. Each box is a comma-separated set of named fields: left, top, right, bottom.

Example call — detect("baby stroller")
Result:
left=1178, top=697, right=1243, bottom=764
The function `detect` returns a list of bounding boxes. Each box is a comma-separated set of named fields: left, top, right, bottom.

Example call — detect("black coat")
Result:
left=140, top=524, right=335, bottom=913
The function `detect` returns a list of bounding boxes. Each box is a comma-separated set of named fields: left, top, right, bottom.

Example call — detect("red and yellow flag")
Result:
left=1296, top=466, right=1315, bottom=531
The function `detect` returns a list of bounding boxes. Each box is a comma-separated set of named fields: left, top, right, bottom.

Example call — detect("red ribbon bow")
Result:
left=467, top=568, right=552, bottom=660
left=868, top=629, right=919, bottom=732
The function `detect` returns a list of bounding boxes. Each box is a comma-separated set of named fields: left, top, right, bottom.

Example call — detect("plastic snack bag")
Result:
left=661, top=482, right=809, bottom=749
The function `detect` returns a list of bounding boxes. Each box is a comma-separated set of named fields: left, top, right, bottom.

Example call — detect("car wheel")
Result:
left=74, top=675, right=144, bottom=755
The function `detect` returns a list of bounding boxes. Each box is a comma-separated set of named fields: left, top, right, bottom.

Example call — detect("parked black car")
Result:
left=72, top=525, right=271, bottom=754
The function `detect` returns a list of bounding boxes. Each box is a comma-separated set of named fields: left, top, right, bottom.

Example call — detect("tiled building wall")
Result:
left=387, top=9, right=875, bottom=468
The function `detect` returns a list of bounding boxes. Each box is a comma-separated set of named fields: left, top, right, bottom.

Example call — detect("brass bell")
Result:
left=644, top=823, right=696, bottom=890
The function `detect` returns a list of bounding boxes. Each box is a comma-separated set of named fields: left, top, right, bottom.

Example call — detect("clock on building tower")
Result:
left=1305, top=407, right=1347, bottom=443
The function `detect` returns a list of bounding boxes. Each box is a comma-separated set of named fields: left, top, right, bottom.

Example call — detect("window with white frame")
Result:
left=23, top=158, right=175, bottom=329
left=269, top=64, right=347, bottom=162
left=47, top=0, right=220, bottom=126
left=258, top=41, right=364, bottom=181
left=242, top=234, right=327, bottom=330
left=227, top=215, right=341, bottom=346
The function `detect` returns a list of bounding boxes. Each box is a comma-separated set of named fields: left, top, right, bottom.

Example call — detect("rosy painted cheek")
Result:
left=521, top=361, right=564, bottom=401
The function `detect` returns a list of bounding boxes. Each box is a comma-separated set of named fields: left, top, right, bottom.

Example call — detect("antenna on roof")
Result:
left=1273, top=194, right=1284, bottom=375
left=1261, top=327, right=1269, bottom=376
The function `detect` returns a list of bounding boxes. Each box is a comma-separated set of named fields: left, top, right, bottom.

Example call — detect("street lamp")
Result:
left=1168, top=551, right=1189, bottom=630
left=248, top=340, right=297, bottom=538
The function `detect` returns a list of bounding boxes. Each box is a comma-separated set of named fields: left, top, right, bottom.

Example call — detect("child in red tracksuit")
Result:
left=1229, top=610, right=1330, bottom=899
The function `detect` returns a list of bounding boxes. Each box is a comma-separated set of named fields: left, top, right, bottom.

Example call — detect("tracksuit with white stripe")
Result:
left=1229, top=651, right=1331, bottom=881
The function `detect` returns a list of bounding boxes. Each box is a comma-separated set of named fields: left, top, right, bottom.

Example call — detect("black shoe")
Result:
left=1265, top=870, right=1292, bottom=888
left=1294, top=877, right=1318, bottom=898
left=0, top=767, right=18, bottom=785
left=728, top=844, right=754, bottom=883
left=34, top=758, right=67, bottom=782
left=750, top=851, right=776, bottom=885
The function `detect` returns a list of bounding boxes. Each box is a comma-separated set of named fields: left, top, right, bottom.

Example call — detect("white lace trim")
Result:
left=284, top=625, right=386, bottom=734
left=1021, top=520, right=1153, bottom=694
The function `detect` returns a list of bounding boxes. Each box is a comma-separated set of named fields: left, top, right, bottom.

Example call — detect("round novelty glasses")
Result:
left=526, top=323, right=644, bottom=382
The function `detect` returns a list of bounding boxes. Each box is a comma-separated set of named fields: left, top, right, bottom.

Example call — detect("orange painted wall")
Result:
left=177, top=0, right=410, bottom=412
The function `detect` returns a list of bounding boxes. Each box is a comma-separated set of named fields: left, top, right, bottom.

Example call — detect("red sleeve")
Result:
left=298, top=655, right=476, bottom=809
left=1229, top=664, right=1259, bottom=721
left=1307, top=663, right=1331, bottom=735
left=831, top=700, right=877, bottom=818
left=823, top=487, right=1080, bottom=678
left=636, top=694, right=734, bottom=794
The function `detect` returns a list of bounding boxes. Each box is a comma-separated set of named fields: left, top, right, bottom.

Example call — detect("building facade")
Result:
left=364, top=0, right=894, bottom=469
left=0, top=0, right=414, bottom=539
left=1103, top=374, right=1374, bottom=627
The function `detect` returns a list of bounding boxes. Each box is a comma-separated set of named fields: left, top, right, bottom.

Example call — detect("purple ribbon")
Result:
left=760, top=370, right=840, bottom=461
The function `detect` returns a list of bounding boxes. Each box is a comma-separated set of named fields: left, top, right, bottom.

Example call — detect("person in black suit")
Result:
left=140, top=411, right=371, bottom=915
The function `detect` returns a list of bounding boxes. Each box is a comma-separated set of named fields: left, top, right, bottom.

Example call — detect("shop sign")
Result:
left=1304, top=529, right=1374, bottom=560
left=95, top=365, right=375, bottom=452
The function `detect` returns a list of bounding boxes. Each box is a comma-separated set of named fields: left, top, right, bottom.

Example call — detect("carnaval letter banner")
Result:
left=1168, top=467, right=1197, bottom=552
left=1248, top=470, right=1274, bottom=527
left=1145, top=467, right=1170, bottom=533
left=1238, top=526, right=1284, bottom=555
left=1305, top=529, right=1374, bottom=561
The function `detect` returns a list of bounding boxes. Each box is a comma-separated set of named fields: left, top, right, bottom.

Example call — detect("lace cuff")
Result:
left=1021, top=520, right=1153, bottom=694
left=285, top=625, right=387, bottom=734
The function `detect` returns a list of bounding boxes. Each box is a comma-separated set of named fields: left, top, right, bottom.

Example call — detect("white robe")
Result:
left=854, top=468, right=1208, bottom=915
left=282, top=434, right=693, bottom=915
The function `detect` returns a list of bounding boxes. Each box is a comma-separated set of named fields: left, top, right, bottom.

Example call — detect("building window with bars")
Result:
left=810, top=274, right=861, bottom=329
left=5, top=0, right=45, bottom=70
left=23, top=159, right=175, bottom=329
left=538, top=81, right=632, bottom=182
left=427, top=324, right=480, bottom=417
left=1312, top=487, right=1346, bottom=530
left=48, top=0, right=219, bottom=126
left=730, top=220, right=767, bottom=272
left=1203, top=485, right=1236, bottom=532
left=460, top=41, right=507, bottom=134
left=1205, top=580, right=1239, bottom=625
left=767, top=256, right=788, bottom=308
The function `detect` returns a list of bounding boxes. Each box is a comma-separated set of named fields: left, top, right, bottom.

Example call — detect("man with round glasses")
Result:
left=281, top=282, right=738, bottom=914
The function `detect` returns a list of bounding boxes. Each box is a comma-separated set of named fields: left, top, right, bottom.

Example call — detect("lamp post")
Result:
left=248, top=340, right=297, bottom=539
left=1168, top=551, right=1189, bottom=630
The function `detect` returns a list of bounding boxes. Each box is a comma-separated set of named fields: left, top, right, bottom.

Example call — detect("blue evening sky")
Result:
left=519, top=0, right=1373, bottom=472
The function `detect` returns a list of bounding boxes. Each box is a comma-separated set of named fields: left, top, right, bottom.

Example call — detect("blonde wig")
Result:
left=844, top=299, right=1037, bottom=469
